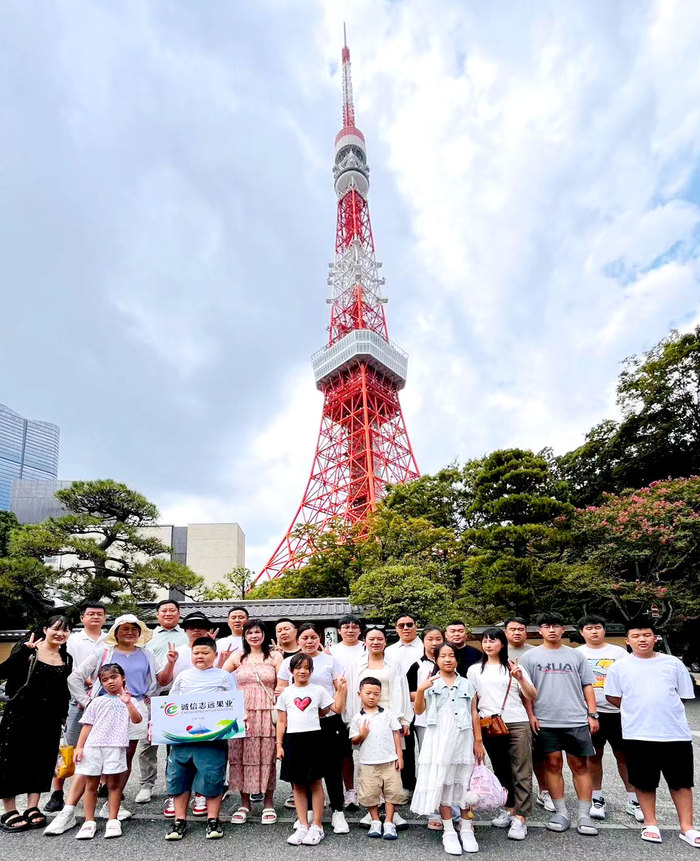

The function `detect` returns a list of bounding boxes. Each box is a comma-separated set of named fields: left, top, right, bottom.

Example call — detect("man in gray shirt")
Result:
left=520, top=612, right=599, bottom=837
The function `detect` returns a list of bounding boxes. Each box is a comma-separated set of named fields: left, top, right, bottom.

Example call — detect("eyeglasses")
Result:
left=539, top=624, right=564, bottom=630
left=397, top=622, right=415, bottom=629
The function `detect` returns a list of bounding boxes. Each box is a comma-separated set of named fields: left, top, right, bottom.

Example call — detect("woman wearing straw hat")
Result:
left=64, top=614, right=171, bottom=824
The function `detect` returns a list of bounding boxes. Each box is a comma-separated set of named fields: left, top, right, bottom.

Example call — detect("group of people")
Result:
left=0, top=599, right=697, bottom=853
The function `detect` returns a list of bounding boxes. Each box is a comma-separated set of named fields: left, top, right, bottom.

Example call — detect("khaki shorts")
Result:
left=357, top=761, right=405, bottom=807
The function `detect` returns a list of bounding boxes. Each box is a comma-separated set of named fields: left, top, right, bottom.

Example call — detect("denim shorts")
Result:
left=166, top=742, right=227, bottom=798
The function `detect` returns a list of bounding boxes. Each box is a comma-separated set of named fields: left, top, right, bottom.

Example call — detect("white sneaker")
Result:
left=507, top=819, right=527, bottom=840
left=191, top=793, right=207, bottom=816
left=394, top=810, right=408, bottom=830
left=331, top=810, right=350, bottom=834
left=625, top=799, right=644, bottom=822
left=344, top=789, right=359, bottom=809
left=368, top=820, right=383, bottom=837
left=76, top=820, right=97, bottom=840
left=44, top=806, right=77, bottom=835
left=491, top=809, right=513, bottom=828
left=590, top=797, right=606, bottom=819
left=98, top=802, right=131, bottom=821
left=104, top=819, right=122, bottom=839
left=359, top=811, right=373, bottom=827
left=460, top=825, right=479, bottom=853
left=537, top=791, right=555, bottom=813
left=135, top=787, right=153, bottom=804
left=442, top=830, right=463, bottom=855
left=288, top=826, right=308, bottom=845
left=301, top=824, right=325, bottom=845
left=163, top=797, right=176, bottom=818
left=383, top=822, right=398, bottom=840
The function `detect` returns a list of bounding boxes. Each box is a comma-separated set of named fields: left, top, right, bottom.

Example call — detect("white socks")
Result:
left=442, top=819, right=455, bottom=833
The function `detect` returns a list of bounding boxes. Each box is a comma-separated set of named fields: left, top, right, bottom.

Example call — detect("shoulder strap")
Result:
left=497, top=670, right=513, bottom=716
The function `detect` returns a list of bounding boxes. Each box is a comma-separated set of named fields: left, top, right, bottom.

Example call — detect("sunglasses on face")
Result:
left=397, top=622, right=415, bottom=629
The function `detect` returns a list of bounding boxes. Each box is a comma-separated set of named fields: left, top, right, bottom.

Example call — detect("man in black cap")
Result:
left=157, top=611, right=220, bottom=819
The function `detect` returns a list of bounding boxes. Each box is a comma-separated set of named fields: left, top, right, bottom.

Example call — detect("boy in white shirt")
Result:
left=605, top=618, right=698, bottom=847
left=164, top=638, right=238, bottom=842
left=349, top=677, right=404, bottom=841
left=576, top=615, right=642, bottom=822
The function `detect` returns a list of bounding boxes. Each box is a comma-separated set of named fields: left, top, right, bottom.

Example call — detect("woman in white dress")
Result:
left=411, top=641, right=483, bottom=855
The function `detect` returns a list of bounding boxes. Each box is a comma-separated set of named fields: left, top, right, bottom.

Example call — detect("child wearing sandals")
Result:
left=276, top=653, right=347, bottom=846
left=411, top=641, right=482, bottom=855
left=44, top=663, right=142, bottom=840
left=605, top=618, right=699, bottom=849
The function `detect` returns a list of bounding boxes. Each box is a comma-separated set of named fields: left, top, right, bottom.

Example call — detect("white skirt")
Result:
left=410, top=706, right=475, bottom=815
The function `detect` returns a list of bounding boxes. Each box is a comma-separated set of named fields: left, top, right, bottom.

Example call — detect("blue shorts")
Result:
left=166, top=742, right=227, bottom=798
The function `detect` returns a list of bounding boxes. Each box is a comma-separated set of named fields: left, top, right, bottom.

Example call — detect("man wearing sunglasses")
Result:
left=386, top=613, right=424, bottom=797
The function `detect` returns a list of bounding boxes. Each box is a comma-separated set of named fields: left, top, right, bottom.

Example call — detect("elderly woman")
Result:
left=67, top=614, right=162, bottom=821
left=0, top=616, right=72, bottom=832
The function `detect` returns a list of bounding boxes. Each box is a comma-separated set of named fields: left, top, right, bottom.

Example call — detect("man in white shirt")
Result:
left=605, top=618, right=698, bottom=847
left=136, top=599, right=189, bottom=803
left=46, top=602, right=107, bottom=812
left=329, top=614, right=365, bottom=809
left=385, top=612, right=423, bottom=797
left=215, top=606, right=249, bottom=655
left=576, top=614, right=641, bottom=823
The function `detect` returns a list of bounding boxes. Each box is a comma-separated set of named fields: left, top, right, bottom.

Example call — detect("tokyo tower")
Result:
left=256, top=33, right=419, bottom=582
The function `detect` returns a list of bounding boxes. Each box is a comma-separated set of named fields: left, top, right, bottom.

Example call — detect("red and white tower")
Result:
left=256, top=34, right=419, bottom=581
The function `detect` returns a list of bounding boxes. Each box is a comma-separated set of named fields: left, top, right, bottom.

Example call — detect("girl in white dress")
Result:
left=411, top=641, right=482, bottom=855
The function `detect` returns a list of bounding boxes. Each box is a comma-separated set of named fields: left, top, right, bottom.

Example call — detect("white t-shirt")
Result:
left=467, top=662, right=532, bottom=723
left=216, top=635, right=243, bottom=654
left=385, top=639, right=424, bottom=674
left=349, top=707, right=401, bottom=764
left=412, top=659, right=435, bottom=728
left=279, top=652, right=341, bottom=700
left=507, top=643, right=534, bottom=660
left=329, top=641, right=365, bottom=670
left=170, top=667, right=238, bottom=697
left=171, top=644, right=193, bottom=680
left=576, top=643, right=628, bottom=712
left=605, top=652, right=694, bottom=741
left=276, top=683, right=334, bottom=733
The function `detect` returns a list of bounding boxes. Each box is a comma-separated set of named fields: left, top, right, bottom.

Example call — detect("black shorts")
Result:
left=625, top=740, right=694, bottom=792
left=534, top=725, right=595, bottom=758
left=591, top=712, right=624, bottom=752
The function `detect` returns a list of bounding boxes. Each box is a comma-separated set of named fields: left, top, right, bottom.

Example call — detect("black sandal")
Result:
left=24, top=806, right=47, bottom=828
left=0, top=810, right=29, bottom=832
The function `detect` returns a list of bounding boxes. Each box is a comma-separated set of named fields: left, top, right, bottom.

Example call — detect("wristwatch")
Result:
left=587, top=712, right=599, bottom=719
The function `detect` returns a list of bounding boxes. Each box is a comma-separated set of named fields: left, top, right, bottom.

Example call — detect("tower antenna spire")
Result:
left=341, top=24, right=355, bottom=130
left=255, top=36, right=419, bottom=583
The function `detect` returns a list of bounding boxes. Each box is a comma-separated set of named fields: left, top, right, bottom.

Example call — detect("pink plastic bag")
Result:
left=469, top=764, right=508, bottom=810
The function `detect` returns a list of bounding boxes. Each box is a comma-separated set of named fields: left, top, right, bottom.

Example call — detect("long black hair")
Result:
left=479, top=627, right=509, bottom=673
left=240, top=618, right=272, bottom=661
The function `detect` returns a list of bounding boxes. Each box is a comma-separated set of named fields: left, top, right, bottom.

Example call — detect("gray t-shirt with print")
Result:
left=520, top=644, right=594, bottom=727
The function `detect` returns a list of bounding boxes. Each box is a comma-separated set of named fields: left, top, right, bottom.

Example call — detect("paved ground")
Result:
left=3, top=700, right=700, bottom=859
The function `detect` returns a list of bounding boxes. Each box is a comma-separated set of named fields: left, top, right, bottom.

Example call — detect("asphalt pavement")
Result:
left=2, top=700, right=699, bottom=860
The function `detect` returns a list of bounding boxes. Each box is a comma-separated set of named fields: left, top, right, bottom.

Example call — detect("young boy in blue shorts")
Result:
left=164, top=637, right=238, bottom=841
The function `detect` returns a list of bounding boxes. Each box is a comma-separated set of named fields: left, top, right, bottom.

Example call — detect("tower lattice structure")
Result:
left=256, top=35, right=419, bottom=582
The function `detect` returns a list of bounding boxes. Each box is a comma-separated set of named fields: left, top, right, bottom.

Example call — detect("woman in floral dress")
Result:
left=223, top=618, right=281, bottom=824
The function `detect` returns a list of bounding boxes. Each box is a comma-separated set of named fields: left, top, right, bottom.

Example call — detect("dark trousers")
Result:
left=483, top=721, right=533, bottom=816
left=305, top=713, right=345, bottom=811
left=401, top=721, right=416, bottom=791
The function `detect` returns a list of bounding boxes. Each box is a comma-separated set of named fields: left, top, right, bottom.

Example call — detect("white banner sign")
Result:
left=151, top=693, right=246, bottom=745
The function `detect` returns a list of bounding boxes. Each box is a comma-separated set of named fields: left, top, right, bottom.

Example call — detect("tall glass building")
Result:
left=0, top=403, right=60, bottom=510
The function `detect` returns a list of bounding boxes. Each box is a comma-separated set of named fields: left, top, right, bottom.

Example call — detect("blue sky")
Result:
left=1, top=1, right=699, bottom=573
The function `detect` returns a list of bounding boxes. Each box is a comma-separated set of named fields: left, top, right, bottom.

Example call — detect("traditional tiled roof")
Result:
left=139, top=597, right=364, bottom=624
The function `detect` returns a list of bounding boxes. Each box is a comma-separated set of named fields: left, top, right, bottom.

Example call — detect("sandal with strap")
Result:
left=24, top=807, right=48, bottom=829
left=641, top=825, right=662, bottom=843
left=0, top=811, right=29, bottom=832
left=231, top=806, right=250, bottom=824
left=261, top=808, right=277, bottom=825
left=679, top=829, right=700, bottom=848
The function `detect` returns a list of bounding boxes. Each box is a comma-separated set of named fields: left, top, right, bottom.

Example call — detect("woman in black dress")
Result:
left=0, top=615, right=72, bottom=832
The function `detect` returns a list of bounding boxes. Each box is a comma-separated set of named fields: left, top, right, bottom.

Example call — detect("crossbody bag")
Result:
left=479, top=671, right=512, bottom=737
